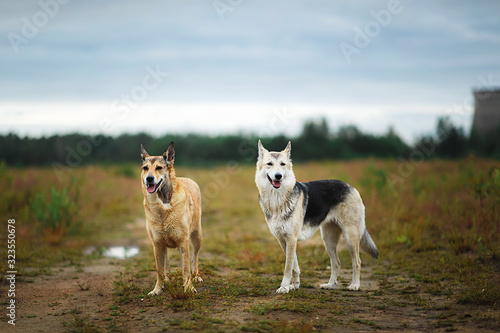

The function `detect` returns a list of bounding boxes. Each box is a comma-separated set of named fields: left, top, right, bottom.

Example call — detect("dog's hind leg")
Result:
left=319, top=222, right=342, bottom=289
left=344, top=226, right=362, bottom=291
left=164, top=247, right=170, bottom=281
left=190, top=229, right=203, bottom=283
left=179, top=239, right=195, bottom=292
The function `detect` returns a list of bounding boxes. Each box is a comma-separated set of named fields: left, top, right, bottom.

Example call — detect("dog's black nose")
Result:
left=146, top=175, right=155, bottom=183
left=275, top=173, right=282, bottom=180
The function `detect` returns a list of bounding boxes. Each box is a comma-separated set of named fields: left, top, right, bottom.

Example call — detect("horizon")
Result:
left=1, top=1, right=499, bottom=144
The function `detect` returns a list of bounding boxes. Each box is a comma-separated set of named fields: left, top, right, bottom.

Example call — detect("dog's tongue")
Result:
left=272, top=180, right=281, bottom=188
left=147, top=184, right=156, bottom=193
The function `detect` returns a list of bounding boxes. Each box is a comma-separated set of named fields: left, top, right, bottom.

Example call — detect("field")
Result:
left=0, top=159, right=499, bottom=332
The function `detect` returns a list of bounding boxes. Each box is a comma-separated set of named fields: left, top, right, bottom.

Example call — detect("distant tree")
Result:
left=296, top=118, right=331, bottom=160
left=300, top=118, right=329, bottom=142
left=435, top=117, right=468, bottom=158
left=2, top=116, right=495, bottom=167
left=337, top=125, right=361, bottom=141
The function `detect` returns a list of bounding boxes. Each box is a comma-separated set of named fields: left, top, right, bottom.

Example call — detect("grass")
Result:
left=29, top=179, right=81, bottom=244
left=1, top=159, right=499, bottom=332
left=163, top=270, right=195, bottom=300
left=62, top=312, right=101, bottom=333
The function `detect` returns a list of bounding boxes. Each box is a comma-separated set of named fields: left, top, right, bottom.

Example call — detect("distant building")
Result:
left=472, top=89, right=500, bottom=138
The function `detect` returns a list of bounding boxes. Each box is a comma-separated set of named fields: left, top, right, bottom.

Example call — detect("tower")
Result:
left=471, top=89, right=500, bottom=138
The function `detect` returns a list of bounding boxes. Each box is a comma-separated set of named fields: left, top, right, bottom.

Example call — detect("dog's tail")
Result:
left=361, top=229, right=378, bottom=260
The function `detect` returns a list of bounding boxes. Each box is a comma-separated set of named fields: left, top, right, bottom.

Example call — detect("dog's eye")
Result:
left=266, top=162, right=273, bottom=166
left=142, top=166, right=148, bottom=171
left=156, top=166, right=163, bottom=170
left=280, top=162, right=286, bottom=166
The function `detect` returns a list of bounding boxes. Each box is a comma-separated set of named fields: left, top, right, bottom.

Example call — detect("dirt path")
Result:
left=6, top=257, right=498, bottom=333
left=3, top=217, right=499, bottom=332
left=11, top=258, right=120, bottom=332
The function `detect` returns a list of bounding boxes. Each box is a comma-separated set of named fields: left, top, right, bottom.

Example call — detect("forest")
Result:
left=1, top=116, right=498, bottom=167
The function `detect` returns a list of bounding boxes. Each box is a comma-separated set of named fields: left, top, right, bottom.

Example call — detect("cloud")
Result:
left=0, top=0, right=498, bottom=139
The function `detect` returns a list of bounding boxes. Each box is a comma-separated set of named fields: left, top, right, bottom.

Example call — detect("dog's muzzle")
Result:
left=267, top=173, right=282, bottom=189
left=145, top=177, right=163, bottom=194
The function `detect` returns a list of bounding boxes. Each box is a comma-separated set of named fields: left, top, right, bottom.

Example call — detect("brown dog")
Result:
left=140, top=142, right=202, bottom=295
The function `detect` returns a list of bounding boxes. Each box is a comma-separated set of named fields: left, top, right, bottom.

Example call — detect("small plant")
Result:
left=62, top=313, right=101, bottom=333
left=30, top=178, right=81, bottom=243
left=76, top=280, right=91, bottom=291
left=360, top=163, right=388, bottom=195
left=457, top=270, right=500, bottom=306
left=163, top=269, right=196, bottom=300
left=353, top=318, right=382, bottom=329
left=114, top=164, right=137, bottom=179
left=470, top=167, right=500, bottom=201
left=112, top=271, right=141, bottom=305
left=248, top=301, right=280, bottom=315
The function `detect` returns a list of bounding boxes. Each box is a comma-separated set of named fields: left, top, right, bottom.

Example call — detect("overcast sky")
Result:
left=1, top=0, right=499, bottom=143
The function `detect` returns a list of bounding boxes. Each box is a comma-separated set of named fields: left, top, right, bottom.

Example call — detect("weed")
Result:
left=112, top=271, right=142, bottom=305
left=241, top=319, right=314, bottom=333
left=352, top=318, right=382, bottom=329
left=163, top=269, right=197, bottom=300
left=457, top=274, right=500, bottom=306
left=114, top=164, right=138, bottom=179
left=467, top=166, right=500, bottom=203
left=4, top=161, right=500, bottom=332
left=248, top=301, right=280, bottom=315
left=76, top=280, right=91, bottom=291
left=248, top=298, right=317, bottom=315
left=360, top=163, right=388, bottom=195
left=62, top=313, right=101, bottom=333
left=29, top=178, right=81, bottom=244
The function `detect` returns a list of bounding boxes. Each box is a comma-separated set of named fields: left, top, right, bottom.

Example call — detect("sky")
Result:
left=1, top=0, right=499, bottom=143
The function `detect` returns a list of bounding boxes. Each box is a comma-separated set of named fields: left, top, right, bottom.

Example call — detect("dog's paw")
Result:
left=184, top=286, right=197, bottom=294
left=290, top=282, right=300, bottom=291
left=194, top=275, right=203, bottom=283
left=147, top=288, right=162, bottom=296
left=319, top=283, right=336, bottom=290
left=183, top=280, right=197, bottom=294
left=276, top=285, right=290, bottom=294
left=347, top=283, right=360, bottom=291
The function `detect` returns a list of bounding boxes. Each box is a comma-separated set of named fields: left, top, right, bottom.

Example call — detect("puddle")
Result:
left=104, top=246, right=140, bottom=259
left=84, top=246, right=140, bottom=259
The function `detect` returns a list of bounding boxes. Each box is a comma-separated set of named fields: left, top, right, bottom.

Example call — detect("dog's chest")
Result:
left=266, top=218, right=295, bottom=238
left=297, top=223, right=319, bottom=241
left=266, top=217, right=319, bottom=241
left=144, top=201, right=189, bottom=247
left=147, top=216, right=186, bottom=247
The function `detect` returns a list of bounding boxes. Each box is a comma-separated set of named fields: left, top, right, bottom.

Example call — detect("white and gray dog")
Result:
left=255, top=140, right=378, bottom=293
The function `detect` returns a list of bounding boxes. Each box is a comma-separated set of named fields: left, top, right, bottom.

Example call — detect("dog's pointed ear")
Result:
left=283, top=141, right=292, bottom=159
left=140, top=144, right=150, bottom=161
left=163, top=142, right=175, bottom=165
left=258, top=140, right=268, bottom=161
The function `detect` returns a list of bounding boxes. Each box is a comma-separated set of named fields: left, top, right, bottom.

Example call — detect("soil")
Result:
left=3, top=218, right=499, bottom=333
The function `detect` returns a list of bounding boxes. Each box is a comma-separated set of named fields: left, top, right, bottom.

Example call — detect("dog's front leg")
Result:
left=291, top=255, right=300, bottom=290
left=149, top=242, right=166, bottom=296
left=276, top=236, right=298, bottom=294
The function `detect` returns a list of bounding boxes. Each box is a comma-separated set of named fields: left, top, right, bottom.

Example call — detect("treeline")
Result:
left=1, top=117, right=498, bottom=167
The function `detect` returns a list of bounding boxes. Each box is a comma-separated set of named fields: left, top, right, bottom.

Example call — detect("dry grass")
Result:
left=1, top=159, right=499, bottom=332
